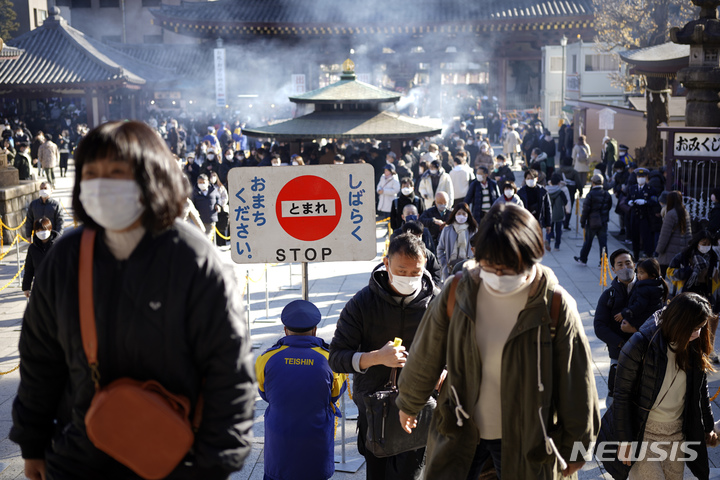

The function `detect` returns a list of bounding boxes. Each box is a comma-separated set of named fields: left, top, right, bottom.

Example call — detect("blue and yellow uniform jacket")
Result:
left=255, top=335, right=347, bottom=480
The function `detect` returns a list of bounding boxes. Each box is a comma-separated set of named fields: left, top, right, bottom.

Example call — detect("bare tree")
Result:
left=593, top=0, right=696, bottom=166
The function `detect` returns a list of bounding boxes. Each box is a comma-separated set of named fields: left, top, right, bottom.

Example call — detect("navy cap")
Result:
left=635, top=167, right=649, bottom=175
left=281, top=300, right=321, bottom=330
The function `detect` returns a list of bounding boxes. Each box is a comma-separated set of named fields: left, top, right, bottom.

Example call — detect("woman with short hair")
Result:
left=10, top=121, right=255, bottom=480
left=436, top=202, right=477, bottom=280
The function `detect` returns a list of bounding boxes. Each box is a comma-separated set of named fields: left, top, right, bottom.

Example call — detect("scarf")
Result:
left=451, top=223, right=470, bottom=263
left=687, top=252, right=710, bottom=289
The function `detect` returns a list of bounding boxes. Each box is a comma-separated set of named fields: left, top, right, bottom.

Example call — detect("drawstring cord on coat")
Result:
left=536, top=326, right=568, bottom=472
left=450, top=385, right=470, bottom=427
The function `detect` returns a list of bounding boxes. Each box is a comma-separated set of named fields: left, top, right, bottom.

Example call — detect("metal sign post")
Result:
left=335, top=384, right=365, bottom=473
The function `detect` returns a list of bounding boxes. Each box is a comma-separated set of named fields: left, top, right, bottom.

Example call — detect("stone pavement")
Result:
left=1, top=161, right=720, bottom=479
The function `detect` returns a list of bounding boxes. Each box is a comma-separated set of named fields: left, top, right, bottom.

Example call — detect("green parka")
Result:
left=396, top=263, right=600, bottom=479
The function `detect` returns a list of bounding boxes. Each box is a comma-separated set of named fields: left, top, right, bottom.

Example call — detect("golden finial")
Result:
left=342, top=58, right=355, bottom=74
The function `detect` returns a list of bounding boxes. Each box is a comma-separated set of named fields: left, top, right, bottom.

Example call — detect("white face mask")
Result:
left=210, top=176, right=218, bottom=184
left=712, top=194, right=717, bottom=203
left=389, top=271, right=423, bottom=296
left=198, top=182, right=209, bottom=191
left=401, top=187, right=414, bottom=196
left=479, top=268, right=529, bottom=294
left=478, top=174, right=486, bottom=182
left=292, top=161, right=299, bottom=166
left=79, top=179, right=144, bottom=231
left=637, top=177, right=646, bottom=186
left=698, top=245, right=712, bottom=254
left=526, top=179, right=537, bottom=188
left=455, top=214, right=468, bottom=224
left=225, top=154, right=233, bottom=160
left=437, top=203, right=447, bottom=212
left=616, top=268, right=635, bottom=283
left=200, top=146, right=207, bottom=153
left=504, top=189, right=514, bottom=198
left=430, top=169, right=438, bottom=175
left=206, top=154, right=215, bottom=160
left=39, top=189, right=51, bottom=198
left=36, top=230, right=51, bottom=241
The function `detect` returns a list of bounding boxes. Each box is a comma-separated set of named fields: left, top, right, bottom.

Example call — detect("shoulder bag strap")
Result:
left=446, top=272, right=462, bottom=319
left=549, top=287, right=562, bottom=338
left=79, top=228, right=100, bottom=388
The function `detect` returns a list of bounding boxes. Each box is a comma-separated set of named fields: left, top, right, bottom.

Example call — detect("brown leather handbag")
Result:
left=79, top=228, right=198, bottom=480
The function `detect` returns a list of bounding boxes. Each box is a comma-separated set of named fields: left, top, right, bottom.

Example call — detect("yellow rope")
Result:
left=0, top=364, right=20, bottom=375
left=18, top=232, right=32, bottom=244
left=0, top=235, right=20, bottom=261
left=376, top=217, right=390, bottom=224
left=0, top=263, right=25, bottom=293
left=214, top=225, right=231, bottom=240
left=0, top=217, right=26, bottom=231
left=58, top=199, right=78, bottom=227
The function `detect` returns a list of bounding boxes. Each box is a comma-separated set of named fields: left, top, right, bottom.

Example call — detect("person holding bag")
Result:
left=10, top=121, right=255, bottom=480
left=598, top=293, right=717, bottom=480
left=396, top=203, right=600, bottom=480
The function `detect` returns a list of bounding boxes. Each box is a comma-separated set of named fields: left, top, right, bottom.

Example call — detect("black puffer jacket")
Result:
left=10, top=223, right=255, bottom=479
left=328, top=263, right=438, bottom=414
left=599, top=316, right=713, bottom=480
left=580, top=185, right=612, bottom=229
left=594, top=278, right=634, bottom=360
left=21, top=230, right=59, bottom=291
left=620, top=278, right=665, bottom=327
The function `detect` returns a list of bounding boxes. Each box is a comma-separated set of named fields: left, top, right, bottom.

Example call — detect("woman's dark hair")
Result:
left=34, top=216, right=52, bottom=232
left=637, top=258, right=668, bottom=302
left=209, top=171, right=225, bottom=190
left=682, top=229, right=716, bottom=259
left=446, top=202, right=478, bottom=232
left=400, top=221, right=424, bottom=236
left=665, top=191, right=688, bottom=235
left=500, top=181, right=517, bottom=194
left=524, top=169, right=539, bottom=180
left=660, top=292, right=716, bottom=373
left=387, top=232, right=426, bottom=261
left=474, top=203, right=544, bottom=271
left=72, top=121, right=190, bottom=233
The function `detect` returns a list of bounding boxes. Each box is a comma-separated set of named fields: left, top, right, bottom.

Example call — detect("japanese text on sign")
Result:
left=234, top=175, right=267, bottom=259
left=673, top=133, right=720, bottom=157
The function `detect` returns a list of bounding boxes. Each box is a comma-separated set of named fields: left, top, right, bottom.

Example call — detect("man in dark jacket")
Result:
left=575, top=174, right=612, bottom=266
left=390, top=177, right=425, bottom=230
left=593, top=248, right=636, bottom=407
left=418, top=191, right=451, bottom=249
left=517, top=169, right=551, bottom=231
left=627, top=168, right=659, bottom=261
left=14, top=142, right=31, bottom=180
left=25, top=181, right=64, bottom=237
left=192, top=174, right=222, bottom=240
left=329, top=233, right=438, bottom=480
left=464, top=166, right=500, bottom=222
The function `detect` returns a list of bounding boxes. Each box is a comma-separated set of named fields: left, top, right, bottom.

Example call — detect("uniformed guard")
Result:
left=627, top=167, right=659, bottom=261
left=255, top=300, right=346, bottom=480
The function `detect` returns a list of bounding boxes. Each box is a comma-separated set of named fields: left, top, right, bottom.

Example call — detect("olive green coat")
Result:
left=396, top=263, right=600, bottom=479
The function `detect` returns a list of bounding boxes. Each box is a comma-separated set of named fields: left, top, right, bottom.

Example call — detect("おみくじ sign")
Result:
left=228, top=164, right=376, bottom=264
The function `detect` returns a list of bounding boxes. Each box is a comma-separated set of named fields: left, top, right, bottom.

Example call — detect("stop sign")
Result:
left=276, top=175, right=342, bottom=241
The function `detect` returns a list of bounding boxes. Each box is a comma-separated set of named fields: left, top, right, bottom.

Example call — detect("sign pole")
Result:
left=302, top=262, right=309, bottom=301
left=335, top=387, right=365, bottom=473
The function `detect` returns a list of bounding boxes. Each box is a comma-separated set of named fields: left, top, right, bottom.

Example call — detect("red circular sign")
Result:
left=276, top=175, right=342, bottom=241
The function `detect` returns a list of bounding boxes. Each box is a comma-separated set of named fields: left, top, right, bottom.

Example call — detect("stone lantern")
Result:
left=670, top=0, right=720, bottom=126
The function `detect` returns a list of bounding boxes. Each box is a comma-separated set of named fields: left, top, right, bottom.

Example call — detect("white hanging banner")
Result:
left=214, top=48, right=226, bottom=108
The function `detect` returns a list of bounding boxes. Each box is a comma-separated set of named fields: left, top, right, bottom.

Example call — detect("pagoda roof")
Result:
left=243, top=110, right=442, bottom=141
left=290, top=73, right=400, bottom=104
left=0, top=44, right=22, bottom=59
left=0, top=7, right=169, bottom=93
left=151, top=0, right=594, bottom=38
left=618, top=42, right=689, bottom=76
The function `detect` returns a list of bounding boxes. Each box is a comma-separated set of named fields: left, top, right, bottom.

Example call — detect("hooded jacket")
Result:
left=328, top=263, right=437, bottom=420
left=22, top=230, right=59, bottom=291
left=396, top=264, right=600, bottom=479
left=10, top=223, right=255, bottom=479
left=620, top=278, right=666, bottom=327
left=418, top=169, right=454, bottom=210
left=598, top=315, right=713, bottom=480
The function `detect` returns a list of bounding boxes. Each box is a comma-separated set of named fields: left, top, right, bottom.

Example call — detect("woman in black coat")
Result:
left=22, top=217, right=58, bottom=297
left=598, top=293, right=717, bottom=480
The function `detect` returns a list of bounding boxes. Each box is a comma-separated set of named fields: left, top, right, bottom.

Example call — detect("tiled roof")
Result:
left=290, top=73, right=400, bottom=104
left=151, top=0, right=594, bottom=28
left=243, top=110, right=442, bottom=140
left=0, top=9, right=167, bottom=89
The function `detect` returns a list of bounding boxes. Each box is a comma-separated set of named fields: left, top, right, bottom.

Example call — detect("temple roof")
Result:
left=151, top=0, right=594, bottom=38
left=0, top=8, right=168, bottom=92
left=290, top=72, right=400, bottom=104
left=618, top=42, right=689, bottom=76
left=243, top=110, right=442, bottom=140
left=0, top=44, right=22, bottom=59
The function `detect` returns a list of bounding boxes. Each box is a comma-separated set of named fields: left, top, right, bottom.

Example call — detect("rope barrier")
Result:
left=0, top=234, right=21, bottom=262
left=711, top=385, right=720, bottom=402
left=58, top=199, right=78, bottom=227
left=0, top=263, right=25, bottom=293
left=0, top=217, right=26, bottom=231
left=214, top=225, right=231, bottom=240
left=0, top=364, right=20, bottom=375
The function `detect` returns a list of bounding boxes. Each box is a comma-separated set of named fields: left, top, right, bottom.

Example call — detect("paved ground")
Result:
left=2, top=160, right=720, bottom=479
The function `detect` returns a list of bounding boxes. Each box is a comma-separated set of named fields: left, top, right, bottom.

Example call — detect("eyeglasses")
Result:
left=479, top=262, right=519, bottom=276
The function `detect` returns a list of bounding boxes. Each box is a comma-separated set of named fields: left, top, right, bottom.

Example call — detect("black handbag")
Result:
left=364, top=368, right=436, bottom=458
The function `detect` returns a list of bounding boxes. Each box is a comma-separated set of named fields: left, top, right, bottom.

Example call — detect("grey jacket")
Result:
left=656, top=208, right=692, bottom=265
